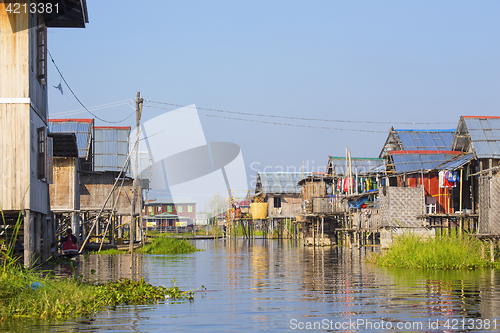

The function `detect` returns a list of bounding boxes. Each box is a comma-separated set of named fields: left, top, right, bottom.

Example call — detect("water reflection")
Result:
left=53, top=254, right=146, bottom=282
left=4, top=240, right=500, bottom=332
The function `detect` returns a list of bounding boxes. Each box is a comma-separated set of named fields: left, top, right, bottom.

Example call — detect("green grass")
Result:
left=367, top=233, right=500, bottom=269
left=136, top=236, right=200, bottom=254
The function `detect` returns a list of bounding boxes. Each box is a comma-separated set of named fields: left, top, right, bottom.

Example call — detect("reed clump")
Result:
left=136, top=236, right=200, bottom=254
left=367, top=233, right=499, bottom=269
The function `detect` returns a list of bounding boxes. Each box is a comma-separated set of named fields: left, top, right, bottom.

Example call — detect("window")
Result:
left=157, top=206, right=161, bottom=213
left=178, top=205, right=182, bottom=213
left=37, top=27, right=47, bottom=85
left=167, top=205, right=172, bottom=213
left=37, top=127, right=46, bottom=179
left=273, top=197, right=281, bottom=208
left=188, top=205, right=193, bottom=213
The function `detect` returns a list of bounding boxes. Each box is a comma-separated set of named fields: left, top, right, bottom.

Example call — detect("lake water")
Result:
left=4, top=239, right=500, bottom=332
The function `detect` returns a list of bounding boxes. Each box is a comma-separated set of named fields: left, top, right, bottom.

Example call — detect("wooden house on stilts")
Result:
left=253, top=172, right=310, bottom=238
left=0, top=2, right=88, bottom=265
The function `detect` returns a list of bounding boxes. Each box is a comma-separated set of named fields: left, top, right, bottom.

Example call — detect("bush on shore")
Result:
left=367, top=233, right=500, bottom=270
left=136, top=236, right=200, bottom=254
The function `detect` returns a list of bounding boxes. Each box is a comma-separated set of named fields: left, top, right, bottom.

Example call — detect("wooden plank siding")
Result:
left=0, top=5, right=29, bottom=98
left=0, top=7, right=49, bottom=214
left=0, top=104, right=31, bottom=211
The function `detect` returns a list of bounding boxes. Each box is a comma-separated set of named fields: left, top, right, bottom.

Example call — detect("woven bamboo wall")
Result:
left=478, top=176, right=500, bottom=235
left=379, top=186, right=425, bottom=227
left=49, top=157, right=76, bottom=211
left=478, top=176, right=490, bottom=234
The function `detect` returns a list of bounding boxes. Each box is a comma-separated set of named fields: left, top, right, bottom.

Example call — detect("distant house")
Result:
left=143, top=197, right=196, bottom=228
left=254, top=172, right=311, bottom=218
left=196, top=213, right=209, bottom=226
left=0, top=2, right=88, bottom=265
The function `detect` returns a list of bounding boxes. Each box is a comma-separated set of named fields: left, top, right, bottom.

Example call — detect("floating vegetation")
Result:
left=367, top=233, right=500, bottom=270
left=136, top=236, right=200, bottom=254
left=0, top=266, right=200, bottom=319
left=95, top=277, right=197, bottom=307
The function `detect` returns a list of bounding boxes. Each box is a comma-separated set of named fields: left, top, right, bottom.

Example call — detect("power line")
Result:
left=145, top=105, right=387, bottom=133
left=48, top=49, right=135, bottom=124
left=145, top=100, right=456, bottom=125
left=51, top=99, right=134, bottom=117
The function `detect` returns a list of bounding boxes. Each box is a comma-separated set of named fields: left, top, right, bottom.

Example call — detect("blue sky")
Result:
left=47, top=0, right=500, bottom=195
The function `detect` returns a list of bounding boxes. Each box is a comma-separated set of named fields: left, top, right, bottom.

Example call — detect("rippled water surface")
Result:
left=4, top=239, right=500, bottom=332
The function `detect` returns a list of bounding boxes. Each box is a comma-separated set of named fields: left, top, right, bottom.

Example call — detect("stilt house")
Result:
left=0, top=2, right=88, bottom=264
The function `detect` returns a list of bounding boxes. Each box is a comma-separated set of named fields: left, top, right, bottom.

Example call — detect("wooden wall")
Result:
left=80, top=172, right=140, bottom=215
left=267, top=195, right=302, bottom=218
left=0, top=5, right=29, bottom=98
left=0, top=6, right=49, bottom=214
left=0, top=104, right=30, bottom=211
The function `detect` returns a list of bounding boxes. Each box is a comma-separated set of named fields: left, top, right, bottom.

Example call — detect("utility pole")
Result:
left=130, top=92, right=143, bottom=254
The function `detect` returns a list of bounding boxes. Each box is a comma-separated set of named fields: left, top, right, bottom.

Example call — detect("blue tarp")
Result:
left=348, top=196, right=368, bottom=209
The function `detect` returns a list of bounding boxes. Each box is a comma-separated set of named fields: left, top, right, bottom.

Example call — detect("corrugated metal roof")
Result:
left=48, top=119, right=93, bottom=159
left=257, top=172, right=312, bottom=194
left=437, top=153, right=475, bottom=171
left=395, top=129, right=455, bottom=150
left=329, top=157, right=384, bottom=176
left=391, top=151, right=460, bottom=173
left=94, top=127, right=130, bottom=172
left=463, top=117, right=500, bottom=158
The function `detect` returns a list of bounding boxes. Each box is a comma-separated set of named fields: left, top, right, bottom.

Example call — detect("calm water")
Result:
left=4, top=239, right=500, bottom=332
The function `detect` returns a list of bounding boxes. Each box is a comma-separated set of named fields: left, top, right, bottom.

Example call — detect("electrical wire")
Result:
left=145, top=104, right=387, bottom=133
left=145, top=100, right=456, bottom=125
left=51, top=99, right=134, bottom=117
left=48, top=49, right=136, bottom=124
